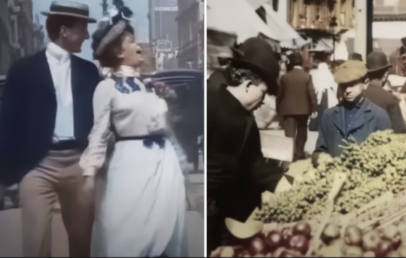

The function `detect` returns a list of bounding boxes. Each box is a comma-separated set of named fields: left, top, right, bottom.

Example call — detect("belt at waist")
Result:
left=50, top=140, right=81, bottom=151
left=116, top=135, right=166, bottom=148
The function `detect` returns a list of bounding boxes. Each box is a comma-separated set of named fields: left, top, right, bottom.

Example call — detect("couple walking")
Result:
left=0, top=1, right=185, bottom=257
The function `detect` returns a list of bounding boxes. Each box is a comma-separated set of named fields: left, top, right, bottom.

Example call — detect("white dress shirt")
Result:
left=46, top=42, right=75, bottom=142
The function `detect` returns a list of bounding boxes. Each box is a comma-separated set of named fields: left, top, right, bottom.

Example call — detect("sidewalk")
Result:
left=0, top=207, right=204, bottom=257
left=0, top=172, right=205, bottom=257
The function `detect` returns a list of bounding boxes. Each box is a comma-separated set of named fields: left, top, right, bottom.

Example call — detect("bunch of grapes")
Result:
left=256, top=130, right=406, bottom=223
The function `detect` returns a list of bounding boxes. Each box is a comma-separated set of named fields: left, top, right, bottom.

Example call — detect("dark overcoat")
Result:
left=0, top=50, right=101, bottom=186
left=314, top=98, right=392, bottom=158
left=363, top=80, right=405, bottom=133
left=207, top=69, right=283, bottom=221
left=276, top=68, right=317, bottom=116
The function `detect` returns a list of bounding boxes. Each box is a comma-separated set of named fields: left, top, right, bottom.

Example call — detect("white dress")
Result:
left=80, top=69, right=186, bottom=257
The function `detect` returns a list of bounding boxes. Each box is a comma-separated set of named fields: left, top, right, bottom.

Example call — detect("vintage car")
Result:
left=144, top=69, right=204, bottom=171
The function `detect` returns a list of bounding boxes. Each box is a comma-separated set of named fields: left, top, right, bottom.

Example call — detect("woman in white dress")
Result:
left=81, top=14, right=186, bottom=257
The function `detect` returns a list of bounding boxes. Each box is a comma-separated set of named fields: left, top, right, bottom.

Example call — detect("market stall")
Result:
left=210, top=130, right=406, bottom=257
left=206, top=0, right=302, bottom=76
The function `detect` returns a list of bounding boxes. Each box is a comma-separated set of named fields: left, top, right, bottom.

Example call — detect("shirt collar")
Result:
left=294, top=66, right=303, bottom=70
left=111, top=65, right=140, bottom=78
left=46, top=42, right=70, bottom=62
left=343, top=96, right=365, bottom=110
left=369, top=79, right=383, bottom=88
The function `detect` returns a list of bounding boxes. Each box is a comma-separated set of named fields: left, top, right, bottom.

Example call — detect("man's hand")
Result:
left=83, top=175, right=95, bottom=195
left=311, top=112, right=317, bottom=119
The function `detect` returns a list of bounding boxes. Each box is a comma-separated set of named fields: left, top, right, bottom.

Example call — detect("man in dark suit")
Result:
left=0, top=2, right=100, bottom=257
left=363, top=52, right=405, bottom=133
left=207, top=38, right=284, bottom=253
left=277, top=52, right=317, bottom=161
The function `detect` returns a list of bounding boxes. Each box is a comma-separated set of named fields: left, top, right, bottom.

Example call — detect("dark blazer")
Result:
left=277, top=68, right=317, bottom=116
left=314, top=98, right=391, bottom=159
left=0, top=50, right=101, bottom=186
left=207, top=69, right=283, bottom=222
left=363, top=80, right=406, bottom=134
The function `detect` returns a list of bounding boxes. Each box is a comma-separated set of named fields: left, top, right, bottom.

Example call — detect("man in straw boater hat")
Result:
left=363, top=51, right=406, bottom=134
left=207, top=37, right=284, bottom=253
left=312, top=60, right=392, bottom=167
left=0, top=1, right=100, bottom=257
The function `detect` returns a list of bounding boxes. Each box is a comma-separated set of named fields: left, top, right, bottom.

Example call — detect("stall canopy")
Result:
left=260, top=3, right=309, bottom=49
left=207, top=0, right=279, bottom=43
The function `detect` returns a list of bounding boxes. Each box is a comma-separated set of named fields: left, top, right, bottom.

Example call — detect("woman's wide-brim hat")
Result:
left=41, top=1, right=96, bottom=23
left=223, top=37, right=280, bottom=96
left=366, top=51, right=392, bottom=73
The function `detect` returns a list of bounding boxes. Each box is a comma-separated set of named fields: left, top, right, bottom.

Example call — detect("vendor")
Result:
left=207, top=37, right=284, bottom=253
left=312, top=60, right=392, bottom=166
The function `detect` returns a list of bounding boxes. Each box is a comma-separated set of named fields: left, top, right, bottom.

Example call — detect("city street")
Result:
left=0, top=159, right=204, bottom=257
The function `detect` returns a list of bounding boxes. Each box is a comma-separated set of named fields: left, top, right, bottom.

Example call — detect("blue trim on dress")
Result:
left=111, top=76, right=153, bottom=94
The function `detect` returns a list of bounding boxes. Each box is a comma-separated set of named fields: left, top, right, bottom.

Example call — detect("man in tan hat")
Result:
left=0, top=1, right=99, bottom=257
left=312, top=60, right=391, bottom=166
left=363, top=52, right=405, bottom=133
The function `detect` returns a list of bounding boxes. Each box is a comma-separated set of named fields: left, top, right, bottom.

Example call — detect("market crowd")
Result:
left=207, top=36, right=406, bottom=252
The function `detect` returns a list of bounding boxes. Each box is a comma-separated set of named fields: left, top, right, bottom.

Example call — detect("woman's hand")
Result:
left=153, top=81, right=170, bottom=98
left=144, top=79, right=170, bottom=98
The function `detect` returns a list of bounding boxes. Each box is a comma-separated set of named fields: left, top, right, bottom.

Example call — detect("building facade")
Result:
left=372, top=0, right=406, bottom=76
left=177, top=0, right=204, bottom=69
left=0, top=0, right=45, bottom=77
left=148, top=0, right=179, bottom=70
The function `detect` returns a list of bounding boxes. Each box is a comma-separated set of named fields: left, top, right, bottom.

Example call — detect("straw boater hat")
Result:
left=41, top=1, right=96, bottom=23
left=334, top=60, right=368, bottom=84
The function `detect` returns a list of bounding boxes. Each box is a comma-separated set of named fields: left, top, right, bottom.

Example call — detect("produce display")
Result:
left=316, top=217, right=406, bottom=257
left=255, top=130, right=406, bottom=223
left=210, top=217, right=406, bottom=257
left=210, top=221, right=313, bottom=257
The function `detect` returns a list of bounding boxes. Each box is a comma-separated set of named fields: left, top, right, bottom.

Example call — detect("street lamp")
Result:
left=329, top=16, right=338, bottom=64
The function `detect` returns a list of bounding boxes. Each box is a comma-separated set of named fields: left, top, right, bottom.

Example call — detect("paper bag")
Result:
left=260, top=131, right=294, bottom=162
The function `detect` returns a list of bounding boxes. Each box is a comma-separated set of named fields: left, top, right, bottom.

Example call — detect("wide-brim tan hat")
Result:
left=41, top=1, right=96, bottom=23
left=334, top=60, right=368, bottom=84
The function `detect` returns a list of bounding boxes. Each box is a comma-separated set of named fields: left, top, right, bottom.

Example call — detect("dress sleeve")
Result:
left=80, top=79, right=114, bottom=176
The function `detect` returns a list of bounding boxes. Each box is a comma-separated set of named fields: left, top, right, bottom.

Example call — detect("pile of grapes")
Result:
left=256, top=130, right=406, bottom=223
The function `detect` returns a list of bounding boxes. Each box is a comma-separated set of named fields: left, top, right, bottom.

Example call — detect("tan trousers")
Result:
left=19, top=150, right=94, bottom=257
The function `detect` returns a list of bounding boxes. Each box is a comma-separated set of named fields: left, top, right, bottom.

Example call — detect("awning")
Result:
left=207, top=0, right=279, bottom=43
left=246, top=0, right=267, bottom=10
left=261, top=3, right=309, bottom=48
